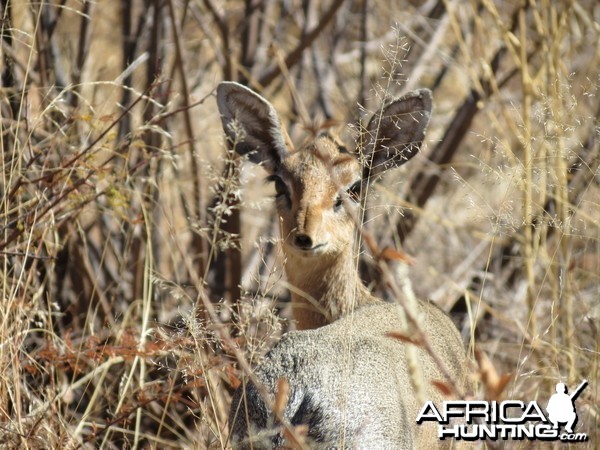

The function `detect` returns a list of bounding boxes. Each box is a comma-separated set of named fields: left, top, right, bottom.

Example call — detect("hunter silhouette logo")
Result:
left=416, top=379, right=589, bottom=442
left=546, top=380, right=588, bottom=434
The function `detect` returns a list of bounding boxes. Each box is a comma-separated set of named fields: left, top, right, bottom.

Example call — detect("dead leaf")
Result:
left=379, top=247, right=413, bottom=264
left=475, top=347, right=513, bottom=401
left=274, top=377, right=290, bottom=419
left=431, top=380, right=454, bottom=397
left=386, top=331, right=422, bottom=346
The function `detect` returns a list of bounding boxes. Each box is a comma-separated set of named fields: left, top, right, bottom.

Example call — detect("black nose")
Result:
left=294, top=234, right=313, bottom=249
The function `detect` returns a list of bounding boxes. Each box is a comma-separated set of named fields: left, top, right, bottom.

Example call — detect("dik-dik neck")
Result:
left=285, top=246, right=377, bottom=330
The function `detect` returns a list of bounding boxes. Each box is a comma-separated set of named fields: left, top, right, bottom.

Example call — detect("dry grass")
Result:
left=0, top=0, right=598, bottom=448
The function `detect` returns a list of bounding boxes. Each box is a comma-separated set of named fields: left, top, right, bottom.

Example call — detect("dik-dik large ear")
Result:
left=362, top=89, right=432, bottom=180
left=217, top=82, right=288, bottom=173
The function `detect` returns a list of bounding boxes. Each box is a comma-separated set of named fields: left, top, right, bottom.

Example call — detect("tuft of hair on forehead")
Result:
left=279, top=136, right=361, bottom=188
left=317, top=131, right=351, bottom=154
left=302, top=133, right=354, bottom=163
left=290, top=138, right=361, bottom=187
left=291, top=140, right=358, bottom=176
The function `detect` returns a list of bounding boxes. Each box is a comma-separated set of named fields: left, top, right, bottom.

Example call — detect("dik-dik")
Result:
left=217, top=82, right=469, bottom=448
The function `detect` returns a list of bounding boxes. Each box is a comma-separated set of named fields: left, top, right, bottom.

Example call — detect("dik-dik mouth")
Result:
left=288, top=242, right=327, bottom=256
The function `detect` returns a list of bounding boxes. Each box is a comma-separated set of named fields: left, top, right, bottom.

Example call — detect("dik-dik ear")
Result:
left=217, top=81, right=288, bottom=173
left=362, top=89, right=432, bottom=181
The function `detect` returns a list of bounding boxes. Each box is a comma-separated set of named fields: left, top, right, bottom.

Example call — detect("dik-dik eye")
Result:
left=334, top=181, right=362, bottom=212
left=267, top=175, right=290, bottom=203
left=347, top=181, right=361, bottom=202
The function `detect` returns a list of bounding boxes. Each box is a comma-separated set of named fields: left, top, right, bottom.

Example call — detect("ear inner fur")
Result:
left=217, top=82, right=289, bottom=173
left=363, top=88, right=432, bottom=181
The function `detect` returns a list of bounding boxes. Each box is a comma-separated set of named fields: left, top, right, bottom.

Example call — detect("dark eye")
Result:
left=347, top=181, right=361, bottom=202
left=334, top=181, right=361, bottom=211
left=267, top=175, right=290, bottom=200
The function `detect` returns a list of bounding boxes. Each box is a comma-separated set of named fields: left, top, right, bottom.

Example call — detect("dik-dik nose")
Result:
left=294, top=234, right=313, bottom=249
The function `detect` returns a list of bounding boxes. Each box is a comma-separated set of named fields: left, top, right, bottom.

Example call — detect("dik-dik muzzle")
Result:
left=269, top=137, right=362, bottom=258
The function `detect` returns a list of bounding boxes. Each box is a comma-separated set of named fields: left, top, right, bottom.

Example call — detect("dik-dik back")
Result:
left=217, top=82, right=469, bottom=448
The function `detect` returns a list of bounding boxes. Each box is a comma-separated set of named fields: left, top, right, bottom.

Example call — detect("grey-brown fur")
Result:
left=228, top=302, right=467, bottom=448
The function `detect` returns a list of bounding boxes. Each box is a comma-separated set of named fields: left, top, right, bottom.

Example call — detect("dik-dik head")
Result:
left=217, top=82, right=432, bottom=265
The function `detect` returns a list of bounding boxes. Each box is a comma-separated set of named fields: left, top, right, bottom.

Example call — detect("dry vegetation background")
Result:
left=1, top=0, right=598, bottom=448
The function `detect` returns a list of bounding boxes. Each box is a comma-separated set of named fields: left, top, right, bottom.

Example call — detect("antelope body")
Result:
left=217, top=82, right=468, bottom=449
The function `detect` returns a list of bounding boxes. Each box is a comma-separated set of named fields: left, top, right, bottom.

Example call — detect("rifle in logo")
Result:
left=569, top=380, right=588, bottom=401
